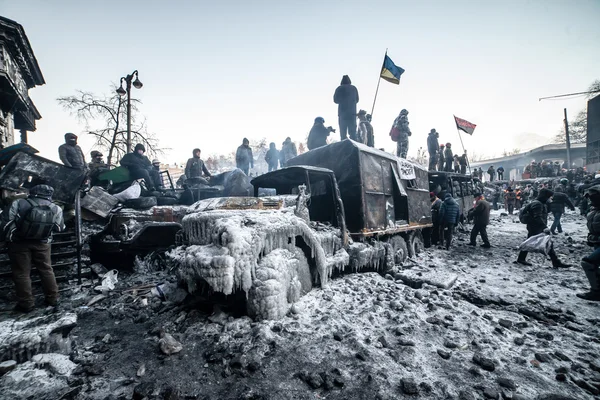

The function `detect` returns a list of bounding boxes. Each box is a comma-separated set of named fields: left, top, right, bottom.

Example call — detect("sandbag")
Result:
left=113, top=182, right=141, bottom=202
left=518, top=233, right=552, bottom=256
left=124, top=196, right=157, bottom=209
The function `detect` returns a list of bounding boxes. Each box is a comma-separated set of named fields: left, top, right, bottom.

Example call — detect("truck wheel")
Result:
left=385, top=236, right=408, bottom=271
left=408, top=232, right=424, bottom=258
left=124, top=196, right=157, bottom=209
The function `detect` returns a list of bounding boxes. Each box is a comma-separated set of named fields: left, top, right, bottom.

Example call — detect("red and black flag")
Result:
left=454, top=115, right=477, bottom=135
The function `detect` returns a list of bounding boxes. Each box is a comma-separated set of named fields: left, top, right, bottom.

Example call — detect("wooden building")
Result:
left=0, top=16, right=44, bottom=148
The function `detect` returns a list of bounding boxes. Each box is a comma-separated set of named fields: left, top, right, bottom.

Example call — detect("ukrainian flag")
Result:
left=380, top=54, right=404, bottom=85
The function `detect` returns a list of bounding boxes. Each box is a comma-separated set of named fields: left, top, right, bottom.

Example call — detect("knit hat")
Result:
left=429, top=192, right=436, bottom=200
left=90, top=150, right=103, bottom=157
left=64, top=133, right=77, bottom=140
left=134, top=143, right=145, bottom=152
left=29, top=184, right=54, bottom=199
left=152, top=159, right=160, bottom=165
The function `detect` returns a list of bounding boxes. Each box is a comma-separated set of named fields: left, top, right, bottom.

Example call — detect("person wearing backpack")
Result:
left=516, top=188, right=570, bottom=268
left=0, top=185, right=65, bottom=312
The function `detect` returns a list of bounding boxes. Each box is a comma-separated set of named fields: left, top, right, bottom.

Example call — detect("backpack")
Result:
left=16, top=199, right=56, bottom=240
left=518, top=202, right=534, bottom=224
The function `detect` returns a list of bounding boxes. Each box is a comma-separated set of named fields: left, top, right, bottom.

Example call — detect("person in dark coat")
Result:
left=427, top=129, right=439, bottom=171
left=577, top=185, right=600, bottom=301
left=549, top=187, right=575, bottom=234
left=264, top=143, right=280, bottom=172
left=307, top=117, right=333, bottom=151
left=280, top=137, right=297, bottom=167
left=430, top=192, right=443, bottom=246
left=364, top=113, right=374, bottom=148
left=492, top=188, right=500, bottom=211
left=393, top=109, right=411, bottom=159
left=88, top=150, right=109, bottom=186
left=333, top=75, right=359, bottom=141
left=235, top=138, right=254, bottom=175
left=516, top=188, right=570, bottom=268
left=438, top=144, right=445, bottom=172
left=58, top=133, right=86, bottom=169
left=120, top=143, right=162, bottom=191
left=487, top=165, right=496, bottom=182
left=459, top=152, right=468, bottom=175
left=497, top=166, right=505, bottom=180
left=444, top=143, right=453, bottom=172
left=185, top=148, right=211, bottom=179
left=504, top=187, right=516, bottom=215
left=468, top=193, right=491, bottom=248
left=453, top=155, right=460, bottom=173
left=439, top=193, right=460, bottom=250
left=1, top=185, right=65, bottom=312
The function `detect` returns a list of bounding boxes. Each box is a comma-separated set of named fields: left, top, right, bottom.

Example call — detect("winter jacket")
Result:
left=427, top=133, right=439, bottom=155
left=439, top=194, right=460, bottom=225
left=235, top=145, right=254, bottom=169
left=88, top=160, right=109, bottom=178
left=120, top=152, right=152, bottom=170
left=58, top=143, right=86, bottom=169
left=459, top=155, right=468, bottom=167
left=333, top=75, right=359, bottom=119
left=185, top=156, right=211, bottom=178
left=487, top=166, right=495, bottom=177
left=587, top=206, right=600, bottom=246
left=1, top=196, right=65, bottom=243
left=497, top=167, right=505, bottom=174
left=527, top=199, right=549, bottom=234
left=444, top=147, right=453, bottom=162
left=280, top=139, right=297, bottom=166
left=431, top=198, right=442, bottom=224
left=472, top=198, right=491, bottom=226
left=393, top=115, right=411, bottom=138
left=549, top=192, right=574, bottom=213
left=264, top=147, right=280, bottom=167
left=505, top=191, right=516, bottom=205
left=364, top=121, right=374, bottom=148
left=307, top=123, right=330, bottom=150
left=357, top=121, right=369, bottom=145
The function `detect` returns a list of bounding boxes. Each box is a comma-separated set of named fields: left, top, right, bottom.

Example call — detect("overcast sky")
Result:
left=2, top=0, right=599, bottom=165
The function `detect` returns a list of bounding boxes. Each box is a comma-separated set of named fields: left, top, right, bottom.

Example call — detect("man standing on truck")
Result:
left=459, top=151, right=468, bottom=175
left=307, top=117, right=333, bottom=151
left=468, top=193, right=491, bottom=248
left=280, top=137, right=297, bottom=167
left=58, top=133, right=86, bottom=170
left=438, top=144, right=445, bottom=172
left=393, top=109, right=411, bottom=159
left=333, top=75, right=359, bottom=141
left=444, top=143, right=453, bottom=172
left=439, top=193, right=460, bottom=250
left=185, top=148, right=212, bottom=180
left=236, top=138, right=254, bottom=175
left=427, top=129, right=439, bottom=171
left=120, top=143, right=163, bottom=191
left=515, top=188, right=570, bottom=268
left=487, top=165, right=496, bottom=182
left=1, top=185, right=65, bottom=312
left=264, top=143, right=280, bottom=172
left=497, top=166, right=505, bottom=180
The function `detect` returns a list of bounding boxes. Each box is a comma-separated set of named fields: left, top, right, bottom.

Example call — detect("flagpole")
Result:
left=370, top=48, right=387, bottom=118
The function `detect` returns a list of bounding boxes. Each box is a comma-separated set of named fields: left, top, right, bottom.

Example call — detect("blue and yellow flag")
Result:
left=380, top=54, right=404, bottom=85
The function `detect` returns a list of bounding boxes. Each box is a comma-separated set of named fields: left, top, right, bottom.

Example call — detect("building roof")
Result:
left=471, top=143, right=586, bottom=167
left=0, top=16, right=45, bottom=87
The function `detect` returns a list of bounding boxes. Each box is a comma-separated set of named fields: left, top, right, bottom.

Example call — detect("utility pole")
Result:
left=564, top=108, right=572, bottom=168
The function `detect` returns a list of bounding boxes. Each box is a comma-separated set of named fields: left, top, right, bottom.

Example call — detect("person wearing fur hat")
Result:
left=1, top=185, right=65, bottom=312
left=58, top=133, right=86, bottom=169
left=120, top=143, right=162, bottom=191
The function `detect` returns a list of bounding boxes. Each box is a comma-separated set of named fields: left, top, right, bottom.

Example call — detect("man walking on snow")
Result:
left=468, top=193, right=491, bottom=248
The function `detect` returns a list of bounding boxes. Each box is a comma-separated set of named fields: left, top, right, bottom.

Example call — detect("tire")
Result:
left=156, top=196, right=178, bottom=206
left=384, top=235, right=408, bottom=272
left=407, top=231, right=424, bottom=258
left=124, top=196, right=157, bottom=209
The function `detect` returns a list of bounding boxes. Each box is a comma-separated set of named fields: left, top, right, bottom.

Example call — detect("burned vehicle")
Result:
left=429, top=170, right=480, bottom=220
left=168, top=140, right=432, bottom=320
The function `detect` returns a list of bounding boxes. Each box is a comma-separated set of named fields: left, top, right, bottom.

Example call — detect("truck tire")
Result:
left=156, top=196, right=178, bottom=206
left=407, top=232, right=424, bottom=258
left=124, top=196, right=157, bottom=209
left=385, top=235, right=408, bottom=272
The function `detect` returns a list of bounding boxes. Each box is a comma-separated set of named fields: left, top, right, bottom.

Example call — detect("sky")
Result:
left=1, top=0, right=599, bottom=165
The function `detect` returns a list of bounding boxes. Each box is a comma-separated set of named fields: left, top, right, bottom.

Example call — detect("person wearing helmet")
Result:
left=58, top=133, right=86, bottom=169
left=264, top=143, right=280, bottom=172
left=120, top=143, right=162, bottom=191
left=577, top=185, right=600, bottom=301
left=88, top=150, right=109, bottom=186
left=1, top=185, right=65, bottom=312
left=333, top=75, right=359, bottom=141
left=392, top=109, right=411, bottom=159
left=307, top=117, right=334, bottom=151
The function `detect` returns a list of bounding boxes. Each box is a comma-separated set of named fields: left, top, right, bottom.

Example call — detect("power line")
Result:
left=539, top=89, right=600, bottom=102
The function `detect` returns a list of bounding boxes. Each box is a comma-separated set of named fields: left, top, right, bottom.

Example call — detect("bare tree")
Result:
left=552, top=79, right=600, bottom=145
left=501, top=148, right=521, bottom=157
left=57, top=88, right=164, bottom=165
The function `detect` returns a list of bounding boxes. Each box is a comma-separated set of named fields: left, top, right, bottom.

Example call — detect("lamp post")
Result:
left=116, top=70, right=143, bottom=153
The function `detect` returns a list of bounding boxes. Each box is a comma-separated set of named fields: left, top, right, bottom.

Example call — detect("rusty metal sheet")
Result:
left=0, top=152, right=86, bottom=203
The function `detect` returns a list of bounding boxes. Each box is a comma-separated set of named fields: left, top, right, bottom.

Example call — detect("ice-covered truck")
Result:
left=168, top=140, right=432, bottom=319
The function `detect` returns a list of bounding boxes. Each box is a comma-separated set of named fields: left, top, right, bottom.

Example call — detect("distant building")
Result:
left=0, top=16, right=45, bottom=148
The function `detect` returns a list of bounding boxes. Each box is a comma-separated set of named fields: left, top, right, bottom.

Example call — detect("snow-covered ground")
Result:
left=0, top=209, right=599, bottom=399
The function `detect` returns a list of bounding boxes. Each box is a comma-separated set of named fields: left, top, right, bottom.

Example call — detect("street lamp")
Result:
left=116, top=70, right=143, bottom=153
